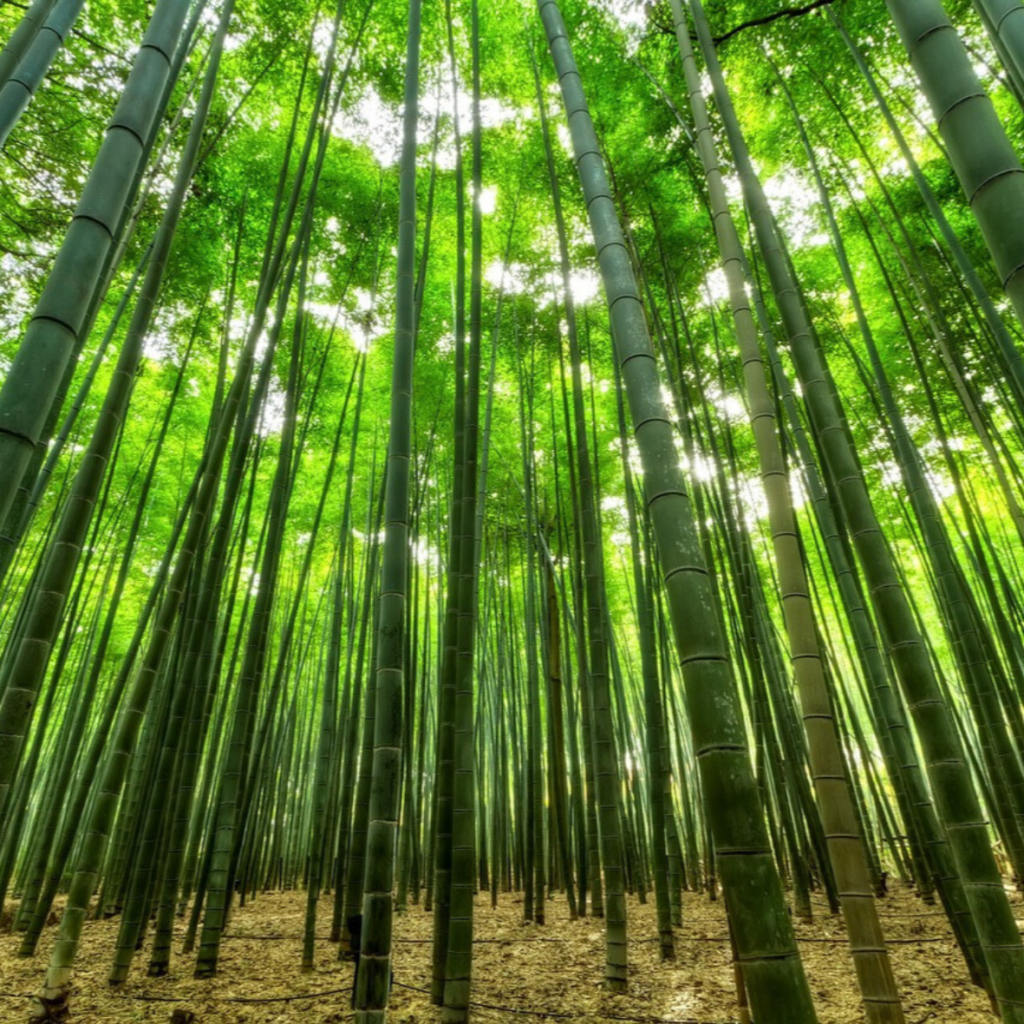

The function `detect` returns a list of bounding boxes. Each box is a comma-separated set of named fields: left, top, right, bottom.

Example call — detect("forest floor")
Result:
left=0, top=883, right=1006, bottom=1023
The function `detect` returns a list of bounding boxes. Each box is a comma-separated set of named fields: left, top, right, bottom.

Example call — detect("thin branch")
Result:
left=714, top=0, right=840, bottom=43
left=654, top=0, right=840, bottom=44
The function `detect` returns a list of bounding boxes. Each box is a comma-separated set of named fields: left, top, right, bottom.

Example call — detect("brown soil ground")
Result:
left=0, top=885, right=1005, bottom=1023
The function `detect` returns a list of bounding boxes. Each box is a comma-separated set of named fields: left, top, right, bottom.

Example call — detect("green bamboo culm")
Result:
left=103, top=0, right=238, bottom=985
left=354, top=0, right=421, bottom=1019
left=0, top=0, right=57, bottom=89
left=774, top=35, right=1024, bottom=885
left=0, top=0, right=86, bottom=146
left=828, top=9, right=1024, bottom=417
left=668, top=3, right=904, bottom=1019
left=883, top=0, right=1024, bottom=405
left=0, top=0, right=205, bottom=591
left=302, top=356, right=365, bottom=972
left=534, top=11, right=630, bottom=989
left=689, top=0, right=1024, bottom=1016
left=0, top=0, right=192, bottom=826
left=28, top=10, right=321, bottom=1007
left=0, top=0, right=189, bottom=533
left=442, top=0, right=483, bottom=1017
left=972, top=0, right=1024, bottom=100
left=430, top=0, right=468, bottom=997
left=536, top=0, right=818, bottom=1018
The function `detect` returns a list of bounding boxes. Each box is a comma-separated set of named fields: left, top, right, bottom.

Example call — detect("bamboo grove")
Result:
left=6, top=0, right=1024, bottom=1020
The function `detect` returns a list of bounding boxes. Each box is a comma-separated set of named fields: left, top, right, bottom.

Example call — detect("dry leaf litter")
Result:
left=0, top=884, right=1007, bottom=1023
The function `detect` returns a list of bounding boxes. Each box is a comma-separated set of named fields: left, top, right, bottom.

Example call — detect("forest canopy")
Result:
left=3, top=0, right=1024, bottom=1021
